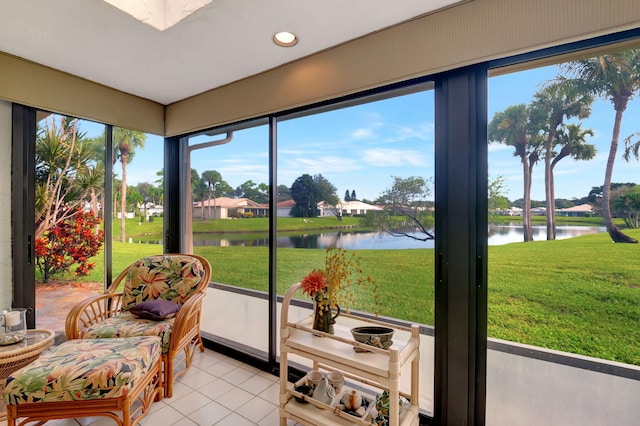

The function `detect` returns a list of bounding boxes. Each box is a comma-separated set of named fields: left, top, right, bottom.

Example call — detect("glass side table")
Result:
left=0, top=329, right=55, bottom=420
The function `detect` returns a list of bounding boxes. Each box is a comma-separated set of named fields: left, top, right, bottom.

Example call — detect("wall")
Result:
left=0, top=52, right=164, bottom=135
left=0, top=100, right=12, bottom=309
left=201, top=287, right=640, bottom=425
left=166, top=0, right=640, bottom=136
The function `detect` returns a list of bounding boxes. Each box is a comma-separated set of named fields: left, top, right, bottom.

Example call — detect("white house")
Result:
left=317, top=200, right=382, bottom=217
left=276, top=199, right=296, bottom=217
left=556, top=203, right=594, bottom=217
left=193, top=197, right=268, bottom=219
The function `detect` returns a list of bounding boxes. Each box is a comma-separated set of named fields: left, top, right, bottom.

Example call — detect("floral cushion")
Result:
left=3, top=337, right=161, bottom=404
left=121, top=254, right=207, bottom=310
left=80, top=312, right=173, bottom=353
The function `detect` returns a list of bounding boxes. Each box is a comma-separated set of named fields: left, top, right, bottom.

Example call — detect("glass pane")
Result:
left=111, top=127, right=164, bottom=285
left=277, top=88, right=435, bottom=415
left=487, top=47, right=640, bottom=424
left=34, top=113, right=106, bottom=332
left=186, top=124, right=270, bottom=355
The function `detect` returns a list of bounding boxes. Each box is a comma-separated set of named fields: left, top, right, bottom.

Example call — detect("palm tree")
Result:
left=488, top=104, right=543, bottom=242
left=201, top=170, right=222, bottom=220
left=113, top=128, right=146, bottom=242
left=530, top=78, right=593, bottom=239
left=563, top=50, right=640, bottom=243
left=80, top=136, right=108, bottom=230
left=623, top=131, right=640, bottom=164
left=34, top=116, right=97, bottom=239
left=552, top=122, right=596, bottom=210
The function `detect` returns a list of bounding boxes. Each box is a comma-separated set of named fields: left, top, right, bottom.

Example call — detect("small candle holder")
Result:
left=0, top=308, right=27, bottom=345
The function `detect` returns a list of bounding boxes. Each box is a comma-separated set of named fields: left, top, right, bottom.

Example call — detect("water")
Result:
left=133, top=224, right=605, bottom=249
left=487, top=224, right=605, bottom=245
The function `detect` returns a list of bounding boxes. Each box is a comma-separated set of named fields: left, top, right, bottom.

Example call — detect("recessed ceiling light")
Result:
left=273, top=31, right=298, bottom=47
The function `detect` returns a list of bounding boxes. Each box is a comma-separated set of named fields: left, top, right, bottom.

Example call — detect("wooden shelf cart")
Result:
left=279, top=283, right=420, bottom=426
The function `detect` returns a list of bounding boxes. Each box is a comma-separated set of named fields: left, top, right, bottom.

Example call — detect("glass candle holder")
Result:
left=0, top=308, right=27, bottom=345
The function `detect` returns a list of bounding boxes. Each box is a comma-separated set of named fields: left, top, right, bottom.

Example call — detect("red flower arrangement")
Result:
left=300, top=248, right=379, bottom=315
left=300, top=270, right=327, bottom=297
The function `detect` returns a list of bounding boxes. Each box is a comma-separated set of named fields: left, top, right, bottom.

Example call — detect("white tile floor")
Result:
left=1, top=348, right=299, bottom=426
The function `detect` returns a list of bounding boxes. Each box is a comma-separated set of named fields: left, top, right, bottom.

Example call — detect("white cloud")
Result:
left=362, top=148, right=428, bottom=167
left=375, top=122, right=433, bottom=144
left=351, top=128, right=375, bottom=139
left=292, top=156, right=360, bottom=173
left=279, top=148, right=307, bottom=155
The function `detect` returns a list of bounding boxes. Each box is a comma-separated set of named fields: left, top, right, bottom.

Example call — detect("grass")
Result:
left=113, top=216, right=362, bottom=239
left=71, top=217, right=640, bottom=365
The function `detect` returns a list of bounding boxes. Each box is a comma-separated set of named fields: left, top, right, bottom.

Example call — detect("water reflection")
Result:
left=487, top=224, right=605, bottom=245
left=135, top=225, right=605, bottom=249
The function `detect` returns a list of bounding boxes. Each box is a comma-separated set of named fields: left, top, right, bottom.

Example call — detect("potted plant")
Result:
left=300, top=248, right=378, bottom=334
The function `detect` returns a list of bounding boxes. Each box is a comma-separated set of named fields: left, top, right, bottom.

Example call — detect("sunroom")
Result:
left=1, top=1, right=640, bottom=425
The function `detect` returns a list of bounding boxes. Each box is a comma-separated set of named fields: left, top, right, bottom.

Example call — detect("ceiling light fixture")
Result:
left=273, top=31, right=298, bottom=47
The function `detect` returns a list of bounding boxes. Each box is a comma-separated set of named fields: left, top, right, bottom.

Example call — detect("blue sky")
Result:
left=102, top=62, right=640, bottom=204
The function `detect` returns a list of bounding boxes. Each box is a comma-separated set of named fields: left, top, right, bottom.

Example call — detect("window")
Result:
left=184, top=121, right=271, bottom=356
left=486, top=46, right=640, bottom=424
left=276, top=86, right=436, bottom=413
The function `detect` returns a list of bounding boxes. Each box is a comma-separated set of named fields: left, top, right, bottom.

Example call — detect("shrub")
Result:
left=35, top=209, right=104, bottom=283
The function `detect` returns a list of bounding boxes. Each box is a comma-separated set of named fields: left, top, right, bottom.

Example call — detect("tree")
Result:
left=235, top=180, right=269, bottom=204
left=551, top=122, right=595, bottom=210
left=35, top=116, right=102, bottom=240
left=563, top=50, right=640, bottom=243
left=488, top=104, right=543, bottom=241
left=35, top=209, right=104, bottom=283
left=587, top=183, right=635, bottom=215
left=488, top=174, right=510, bottom=215
left=308, top=175, right=340, bottom=219
left=531, top=78, right=593, bottom=239
left=277, top=185, right=291, bottom=200
left=113, top=127, right=146, bottom=242
left=344, top=190, right=351, bottom=202
left=351, top=190, right=357, bottom=201
left=363, top=176, right=434, bottom=241
left=201, top=170, right=222, bottom=219
left=290, top=174, right=320, bottom=217
left=78, top=136, right=107, bottom=223
left=314, top=174, right=337, bottom=203
left=611, top=185, right=640, bottom=229
left=126, top=186, right=143, bottom=219
left=136, top=181, right=162, bottom=207
left=190, top=169, right=208, bottom=202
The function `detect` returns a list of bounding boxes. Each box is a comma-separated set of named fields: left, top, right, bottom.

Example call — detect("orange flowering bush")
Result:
left=300, top=248, right=379, bottom=315
left=35, top=209, right=104, bottom=283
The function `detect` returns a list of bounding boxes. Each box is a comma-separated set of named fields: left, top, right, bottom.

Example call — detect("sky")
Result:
left=93, top=61, right=640, bottom=205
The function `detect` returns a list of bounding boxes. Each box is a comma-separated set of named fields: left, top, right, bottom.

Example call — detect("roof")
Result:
left=558, top=204, right=594, bottom=212
left=339, top=200, right=383, bottom=211
left=277, top=199, right=296, bottom=208
left=194, top=197, right=263, bottom=209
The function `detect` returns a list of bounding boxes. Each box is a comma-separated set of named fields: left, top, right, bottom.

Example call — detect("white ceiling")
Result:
left=0, top=0, right=461, bottom=105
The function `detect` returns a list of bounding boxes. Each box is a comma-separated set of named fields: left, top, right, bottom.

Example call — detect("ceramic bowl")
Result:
left=350, top=326, right=394, bottom=350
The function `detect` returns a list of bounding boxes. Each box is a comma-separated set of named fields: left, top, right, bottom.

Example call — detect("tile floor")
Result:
left=26, top=281, right=298, bottom=425
left=1, top=348, right=297, bottom=426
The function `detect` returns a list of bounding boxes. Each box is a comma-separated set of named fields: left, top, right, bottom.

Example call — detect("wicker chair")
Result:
left=65, top=253, right=212, bottom=398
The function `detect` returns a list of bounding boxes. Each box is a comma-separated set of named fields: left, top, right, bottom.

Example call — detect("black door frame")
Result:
left=11, top=104, right=36, bottom=327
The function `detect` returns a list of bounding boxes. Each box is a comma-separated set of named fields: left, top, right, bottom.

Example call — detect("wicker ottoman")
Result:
left=3, top=336, right=162, bottom=426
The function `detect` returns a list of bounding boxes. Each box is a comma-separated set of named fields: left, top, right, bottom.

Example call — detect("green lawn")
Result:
left=112, top=216, right=362, bottom=239
left=73, top=217, right=640, bottom=365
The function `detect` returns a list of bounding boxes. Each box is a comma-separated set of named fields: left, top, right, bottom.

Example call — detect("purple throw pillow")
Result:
left=130, top=299, right=181, bottom=320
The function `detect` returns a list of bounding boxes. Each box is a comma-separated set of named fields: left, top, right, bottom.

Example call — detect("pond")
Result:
left=135, top=224, right=606, bottom=249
